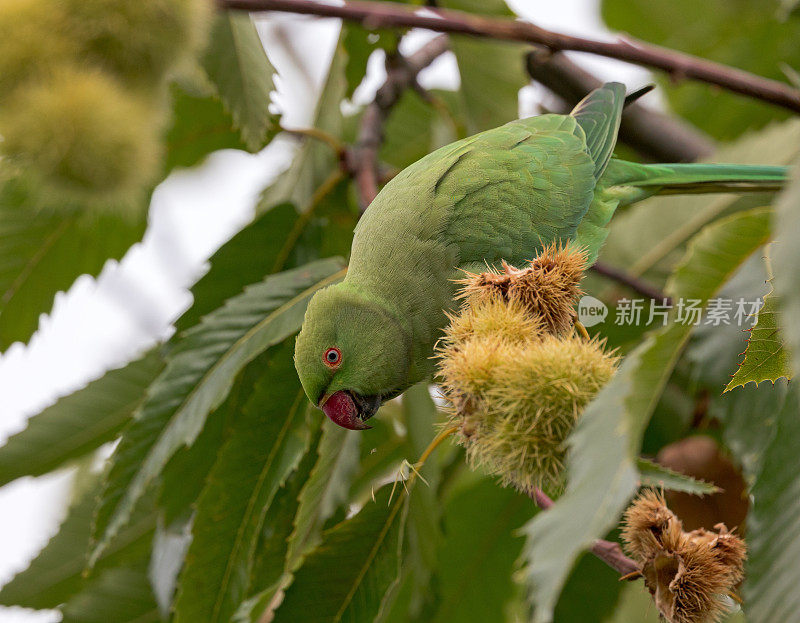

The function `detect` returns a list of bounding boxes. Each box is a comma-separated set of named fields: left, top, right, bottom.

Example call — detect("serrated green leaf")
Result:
left=713, top=380, right=800, bottom=623
left=429, top=478, right=534, bottom=623
left=248, top=422, right=323, bottom=593
left=0, top=486, right=155, bottom=610
left=271, top=484, right=408, bottom=623
left=165, top=84, right=252, bottom=172
left=439, top=0, right=526, bottom=132
left=0, top=181, right=147, bottom=349
left=236, top=422, right=361, bottom=623
left=636, top=457, right=720, bottom=494
left=174, top=202, right=299, bottom=333
left=773, top=161, right=800, bottom=381
left=91, top=258, right=346, bottom=565
left=686, top=252, right=767, bottom=389
left=157, top=348, right=275, bottom=525
left=726, top=271, right=792, bottom=391
left=173, top=343, right=311, bottom=623
left=0, top=349, right=163, bottom=487
left=523, top=207, right=771, bottom=622
left=257, top=39, right=345, bottom=212
left=286, top=420, right=361, bottom=568
left=522, top=349, right=641, bottom=623
left=203, top=13, right=278, bottom=151
left=59, top=567, right=159, bottom=623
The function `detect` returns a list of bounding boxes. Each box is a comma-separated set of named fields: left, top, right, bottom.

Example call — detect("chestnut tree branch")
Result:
left=530, top=488, right=640, bottom=577
left=219, top=0, right=800, bottom=114
left=345, top=34, right=450, bottom=209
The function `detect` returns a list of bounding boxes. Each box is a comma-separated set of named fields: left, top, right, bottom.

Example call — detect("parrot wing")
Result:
left=436, top=114, right=597, bottom=269
left=570, top=82, right=626, bottom=179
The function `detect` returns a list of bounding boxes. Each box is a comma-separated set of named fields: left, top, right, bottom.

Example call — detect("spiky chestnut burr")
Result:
left=437, top=243, right=617, bottom=491
left=0, top=69, right=161, bottom=203
left=621, top=490, right=746, bottom=623
left=65, top=0, right=212, bottom=86
left=438, top=329, right=617, bottom=490
left=457, top=242, right=588, bottom=336
left=0, top=0, right=78, bottom=102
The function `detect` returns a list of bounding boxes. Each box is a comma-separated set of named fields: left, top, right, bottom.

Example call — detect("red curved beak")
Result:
left=321, top=391, right=372, bottom=430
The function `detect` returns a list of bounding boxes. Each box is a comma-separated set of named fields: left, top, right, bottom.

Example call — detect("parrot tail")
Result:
left=602, top=160, right=789, bottom=201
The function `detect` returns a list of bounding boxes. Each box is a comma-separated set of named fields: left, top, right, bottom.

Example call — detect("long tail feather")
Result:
left=603, top=160, right=789, bottom=197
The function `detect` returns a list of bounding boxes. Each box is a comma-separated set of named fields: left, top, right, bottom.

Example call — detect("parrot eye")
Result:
left=323, top=347, right=342, bottom=368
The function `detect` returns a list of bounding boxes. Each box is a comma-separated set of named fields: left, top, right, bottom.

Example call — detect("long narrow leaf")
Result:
left=173, top=344, right=311, bottom=623
left=60, top=567, right=159, bottom=623
left=285, top=421, right=361, bottom=567
left=402, top=383, right=444, bottom=616
left=91, top=258, right=346, bottom=564
left=157, top=349, right=272, bottom=525
left=203, top=13, right=278, bottom=151
left=0, top=350, right=163, bottom=487
left=271, top=484, right=408, bottom=623
left=430, top=478, right=534, bottom=623
left=0, top=182, right=147, bottom=349
left=248, top=422, right=323, bottom=595
left=0, top=487, right=155, bottom=610
left=235, top=420, right=360, bottom=623
left=636, top=458, right=719, bottom=495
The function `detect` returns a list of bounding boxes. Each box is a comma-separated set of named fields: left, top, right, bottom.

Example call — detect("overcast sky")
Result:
left=0, top=2, right=652, bottom=620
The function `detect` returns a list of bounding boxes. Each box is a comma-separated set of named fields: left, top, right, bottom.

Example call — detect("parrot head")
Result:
left=294, top=284, right=411, bottom=430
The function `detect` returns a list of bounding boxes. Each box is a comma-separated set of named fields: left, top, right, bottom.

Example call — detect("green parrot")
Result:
left=294, top=82, right=787, bottom=430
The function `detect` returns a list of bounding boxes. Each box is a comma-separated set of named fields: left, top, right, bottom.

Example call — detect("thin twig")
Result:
left=415, top=425, right=460, bottom=468
left=525, top=50, right=714, bottom=162
left=219, top=0, right=800, bottom=114
left=591, top=261, right=670, bottom=305
left=280, top=126, right=347, bottom=156
left=345, top=34, right=450, bottom=209
left=270, top=168, right=347, bottom=272
left=529, top=488, right=640, bottom=577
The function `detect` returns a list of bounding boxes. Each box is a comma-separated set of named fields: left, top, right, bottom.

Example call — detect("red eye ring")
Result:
left=323, top=347, right=342, bottom=368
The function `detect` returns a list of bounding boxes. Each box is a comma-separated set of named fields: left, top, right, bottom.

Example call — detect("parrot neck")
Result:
left=341, top=271, right=455, bottom=386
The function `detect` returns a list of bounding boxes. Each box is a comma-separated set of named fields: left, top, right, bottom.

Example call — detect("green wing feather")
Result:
left=436, top=114, right=597, bottom=269
left=570, top=82, right=626, bottom=179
